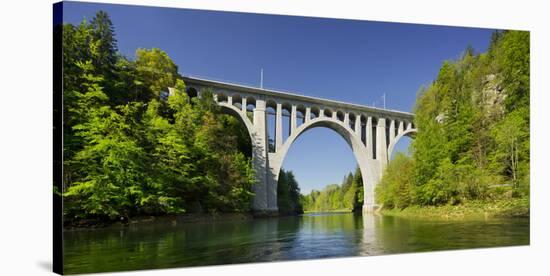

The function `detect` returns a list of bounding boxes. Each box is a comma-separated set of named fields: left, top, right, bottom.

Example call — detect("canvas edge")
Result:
left=53, top=1, right=64, bottom=275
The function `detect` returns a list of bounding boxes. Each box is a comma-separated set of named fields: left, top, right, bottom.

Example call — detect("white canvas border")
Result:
left=0, top=0, right=548, bottom=275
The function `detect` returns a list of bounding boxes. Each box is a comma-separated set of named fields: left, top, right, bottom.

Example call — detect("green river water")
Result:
left=63, top=212, right=529, bottom=274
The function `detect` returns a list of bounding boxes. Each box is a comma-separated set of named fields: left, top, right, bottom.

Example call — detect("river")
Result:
left=63, top=212, right=529, bottom=274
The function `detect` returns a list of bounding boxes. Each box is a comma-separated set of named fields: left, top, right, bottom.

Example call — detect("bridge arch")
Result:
left=348, top=112, right=357, bottom=130
left=269, top=116, right=376, bottom=210
left=231, top=93, right=243, bottom=109
left=323, top=108, right=333, bottom=118
left=242, top=96, right=255, bottom=111
left=336, top=110, right=345, bottom=122
left=217, top=102, right=256, bottom=142
left=217, top=93, right=228, bottom=103
left=296, top=104, right=307, bottom=127
left=309, top=106, right=320, bottom=120
left=185, top=87, right=198, bottom=98
left=387, top=128, right=417, bottom=160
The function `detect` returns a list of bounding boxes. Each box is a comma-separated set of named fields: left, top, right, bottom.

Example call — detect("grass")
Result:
left=380, top=197, right=529, bottom=220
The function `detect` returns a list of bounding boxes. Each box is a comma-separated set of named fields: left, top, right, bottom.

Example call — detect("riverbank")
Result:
left=379, top=198, right=529, bottom=220
left=64, top=212, right=254, bottom=231
left=303, top=208, right=352, bottom=214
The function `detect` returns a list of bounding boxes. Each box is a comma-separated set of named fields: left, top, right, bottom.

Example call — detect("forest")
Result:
left=376, top=30, right=530, bottom=213
left=302, top=168, right=364, bottom=212
left=59, top=11, right=279, bottom=225
left=302, top=30, right=529, bottom=216
left=60, top=11, right=529, bottom=224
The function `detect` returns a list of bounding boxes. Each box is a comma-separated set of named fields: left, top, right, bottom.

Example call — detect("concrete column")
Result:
left=407, top=121, right=413, bottom=130
left=241, top=98, right=247, bottom=113
left=366, top=116, right=373, bottom=159
left=252, top=100, right=269, bottom=212
left=319, top=108, right=324, bottom=118
left=290, top=105, right=297, bottom=132
left=276, top=103, right=283, bottom=151
left=343, top=112, right=349, bottom=126
left=213, top=94, right=218, bottom=102
left=227, top=95, right=232, bottom=105
left=389, top=119, right=395, bottom=146
left=398, top=121, right=404, bottom=135
left=355, top=114, right=362, bottom=138
left=331, top=111, right=337, bottom=120
left=376, top=118, right=388, bottom=168
left=305, top=107, right=311, bottom=123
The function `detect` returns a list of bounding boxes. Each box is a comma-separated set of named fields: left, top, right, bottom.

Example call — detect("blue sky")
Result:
left=63, top=1, right=496, bottom=194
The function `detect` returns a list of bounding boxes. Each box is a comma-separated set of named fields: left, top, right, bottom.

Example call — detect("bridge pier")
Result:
left=251, top=99, right=279, bottom=214
left=362, top=204, right=381, bottom=213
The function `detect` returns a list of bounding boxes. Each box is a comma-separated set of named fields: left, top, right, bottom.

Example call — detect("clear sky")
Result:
left=63, top=1, right=496, bottom=194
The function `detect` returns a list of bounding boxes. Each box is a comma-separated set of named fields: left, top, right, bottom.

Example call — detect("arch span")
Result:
left=267, top=117, right=379, bottom=212
left=217, top=102, right=256, bottom=142
left=387, top=128, right=417, bottom=160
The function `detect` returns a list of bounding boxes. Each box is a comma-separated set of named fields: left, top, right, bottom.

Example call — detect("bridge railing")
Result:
left=181, top=73, right=261, bottom=89
left=180, top=72, right=415, bottom=117
left=181, top=72, right=339, bottom=102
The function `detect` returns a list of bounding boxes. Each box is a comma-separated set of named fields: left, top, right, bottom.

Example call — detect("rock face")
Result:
left=481, top=74, right=506, bottom=119
left=434, top=74, right=505, bottom=124
left=435, top=113, right=446, bottom=124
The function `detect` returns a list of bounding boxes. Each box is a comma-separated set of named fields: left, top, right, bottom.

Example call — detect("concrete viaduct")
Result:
left=176, top=76, right=417, bottom=214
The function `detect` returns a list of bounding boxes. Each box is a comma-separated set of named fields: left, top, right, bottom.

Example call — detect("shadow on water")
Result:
left=63, top=213, right=529, bottom=274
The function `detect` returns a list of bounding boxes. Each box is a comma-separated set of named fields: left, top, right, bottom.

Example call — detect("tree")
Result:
left=277, top=169, right=304, bottom=215
left=376, top=153, right=414, bottom=209
left=89, top=10, right=118, bottom=73
left=407, top=30, right=529, bottom=207
left=302, top=168, right=363, bottom=212
left=490, top=109, right=528, bottom=190
left=62, top=11, right=258, bottom=224
left=354, top=168, right=364, bottom=208
left=495, top=31, right=530, bottom=113
left=135, top=48, right=179, bottom=100
left=63, top=62, right=172, bottom=220
left=341, top=169, right=362, bottom=210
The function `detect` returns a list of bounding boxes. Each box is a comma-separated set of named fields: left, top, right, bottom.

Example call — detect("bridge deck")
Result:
left=181, top=76, right=414, bottom=120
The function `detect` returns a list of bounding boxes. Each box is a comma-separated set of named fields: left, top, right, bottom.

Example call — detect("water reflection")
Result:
left=359, top=213, right=383, bottom=256
left=64, top=213, right=529, bottom=274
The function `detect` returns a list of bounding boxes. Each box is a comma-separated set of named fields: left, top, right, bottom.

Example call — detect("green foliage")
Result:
left=489, top=108, right=529, bottom=194
left=62, top=12, right=256, bottom=224
left=89, top=10, right=118, bottom=72
left=135, top=48, right=179, bottom=100
left=302, top=167, right=363, bottom=212
left=61, top=11, right=529, bottom=223
left=492, top=31, right=530, bottom=112
left=277, top=170, right=304, bottom=215
left=376, top=153, right=414, bottom=209
left=384, top=30, right=530, bottom=209
left=381, top=198, right=529, bottom=219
